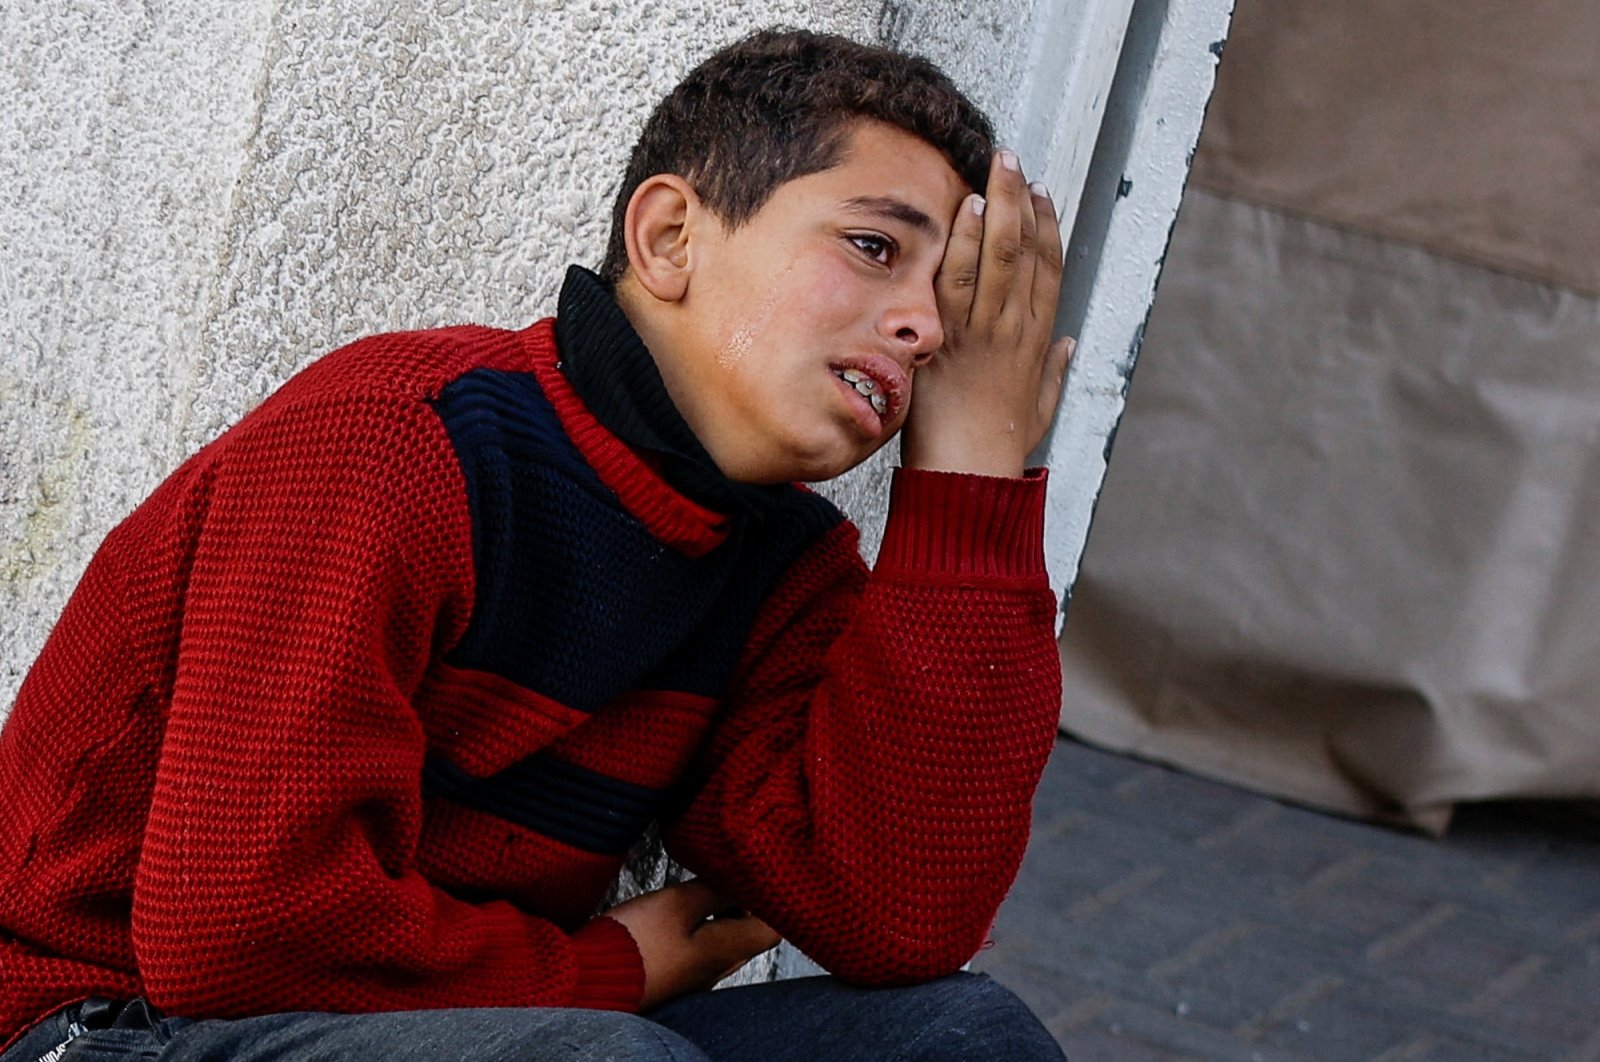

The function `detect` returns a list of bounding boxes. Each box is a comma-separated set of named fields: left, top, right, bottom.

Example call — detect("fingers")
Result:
left=938, top=150, right=1063, bottom=343
left=606, top=881, right=781, bottom=1007
left=654, top=880, right=780, bottom=962
left=1016, top=167, right=1040, bottom=284
left=935, top=192, right=986, bottom=329
left=1029, top=183, right=1065, bottom=322
left=1041, top=336, right=1075, bottom=416
left=673, top=878, right=779, bottom=970
left=959, top=150, right=1065, bottom=342
left=1054, top=335, right=1077, bottom=378
left=968, top=149, right=1033, bottom=327
left=606, top=879, right=733, bottom=947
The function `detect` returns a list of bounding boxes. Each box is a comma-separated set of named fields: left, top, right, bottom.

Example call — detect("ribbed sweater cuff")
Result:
left=876, top=467, right=1048, bottom=578
left=568, top=917, right=646, bottom=1012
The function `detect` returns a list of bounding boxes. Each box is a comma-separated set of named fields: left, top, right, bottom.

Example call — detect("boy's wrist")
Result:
left=900, top=424, right=1031, bottom=480
left=901, top=450, right=1027, bottom=479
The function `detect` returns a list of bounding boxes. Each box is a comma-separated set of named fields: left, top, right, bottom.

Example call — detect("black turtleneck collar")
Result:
left=554, top=265, right=786, bottom=519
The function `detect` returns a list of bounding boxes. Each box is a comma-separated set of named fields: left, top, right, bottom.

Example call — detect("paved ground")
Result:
left=973, top=737, right=1600, bottom=1061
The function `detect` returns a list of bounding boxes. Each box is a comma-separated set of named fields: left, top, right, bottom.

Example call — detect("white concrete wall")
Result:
left=1036, top=0, right=1234, bottom=607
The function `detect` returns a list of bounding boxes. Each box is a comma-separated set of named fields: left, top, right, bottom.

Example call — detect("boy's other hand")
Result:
left=605, top=879, right=780, bottom=1010
left=902, top=148, right=1075, bottom=479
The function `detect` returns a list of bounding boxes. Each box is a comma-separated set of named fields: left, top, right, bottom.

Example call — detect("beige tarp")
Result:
left=1062, top=0, right=1600, bottom=831
left=1191, top=0, right=1600, bottom=300
left=1058, top=0, right=1600, bottom=830
left=1060, top=189, right=1600, bottom=833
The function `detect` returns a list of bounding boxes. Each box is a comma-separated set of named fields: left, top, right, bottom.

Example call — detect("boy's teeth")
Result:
left=837, top=368, right=877, bottom=393
left=834, top=367, right=887, bottom=416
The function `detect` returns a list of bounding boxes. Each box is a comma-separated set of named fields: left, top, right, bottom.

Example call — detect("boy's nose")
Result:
left=885, top=288, right=944, bottom=368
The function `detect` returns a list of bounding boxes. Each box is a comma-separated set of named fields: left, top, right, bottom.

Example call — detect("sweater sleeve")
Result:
left=662, top=467, right=1061, bottom=985
left=131, top=389, right=644, bottom=1017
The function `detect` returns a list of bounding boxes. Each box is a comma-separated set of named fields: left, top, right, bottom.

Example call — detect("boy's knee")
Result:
left=903, top=973, right=1065, bottom=1061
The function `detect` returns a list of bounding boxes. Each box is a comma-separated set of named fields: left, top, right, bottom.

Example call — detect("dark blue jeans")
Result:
left=2, top=974, right=1064, bottom=1061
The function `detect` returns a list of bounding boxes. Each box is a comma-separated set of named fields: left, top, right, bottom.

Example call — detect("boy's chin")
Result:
left=722, top=438, right=888, bottom=486
left=796, top=451, right=881, bottom=484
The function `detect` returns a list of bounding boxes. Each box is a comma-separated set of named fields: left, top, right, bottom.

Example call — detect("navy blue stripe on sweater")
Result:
left=432, top=369, right=718, bottom=708
left=425, top=364, right=847, bottom=857
left=423, top=753, right=661, bottom=856
left=430, top=368, right=844, bottom=710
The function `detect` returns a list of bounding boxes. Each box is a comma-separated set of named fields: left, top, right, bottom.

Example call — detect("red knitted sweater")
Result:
left=0, top=307, right=1060, bottom=1046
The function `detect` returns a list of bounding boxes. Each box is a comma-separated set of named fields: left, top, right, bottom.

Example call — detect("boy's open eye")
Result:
left=847, top=233, right=896, bottom=266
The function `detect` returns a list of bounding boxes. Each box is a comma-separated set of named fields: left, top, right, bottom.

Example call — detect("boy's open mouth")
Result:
left=828, top=356, right=907, bottom=427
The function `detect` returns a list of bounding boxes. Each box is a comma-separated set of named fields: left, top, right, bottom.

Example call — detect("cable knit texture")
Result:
left=0, top=293, right=1060, bottom=1047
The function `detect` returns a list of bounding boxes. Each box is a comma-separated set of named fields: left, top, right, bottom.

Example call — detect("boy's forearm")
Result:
left=665, top=469, right=1060, bottom=984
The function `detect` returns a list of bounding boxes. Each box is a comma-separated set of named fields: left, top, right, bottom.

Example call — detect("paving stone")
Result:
left=975, top=737, right=1600, bottom=1061
left=1256, top=975, right=1553, bottom=1061
left=1153, top=926, right=1346, bottom=1032
left=1055, top=1024, right=1205, bottom=1062
left=1266, top=989, right=1440, bottom=1060
left=1460, top=947, right=1600, bottom=1052
left=1085, top=995, right=1322, bottom=1062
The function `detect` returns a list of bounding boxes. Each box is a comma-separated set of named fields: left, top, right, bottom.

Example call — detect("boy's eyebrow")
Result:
left=841, top=196, right=942, bottom=238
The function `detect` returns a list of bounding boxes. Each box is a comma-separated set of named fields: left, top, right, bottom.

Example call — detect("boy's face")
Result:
left=653, top=120, right=970, bottom=484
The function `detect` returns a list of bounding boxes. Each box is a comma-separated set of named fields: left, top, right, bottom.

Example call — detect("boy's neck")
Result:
left=611, top=274, right=684, bottom=405
left=610, top=272, right=724, bottom=472
left=557, top=266, right=782, bottom=517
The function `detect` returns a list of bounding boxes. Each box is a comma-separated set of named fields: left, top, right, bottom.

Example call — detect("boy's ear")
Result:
left=624, top=175, right=699, bottom=303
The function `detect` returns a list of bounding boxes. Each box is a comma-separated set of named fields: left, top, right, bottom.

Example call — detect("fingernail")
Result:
left=1030, top=181, right=1050, bottom=199
left=970, top=194, right=986, bottom=217
left=1000, top=149, right=1020, bottom=172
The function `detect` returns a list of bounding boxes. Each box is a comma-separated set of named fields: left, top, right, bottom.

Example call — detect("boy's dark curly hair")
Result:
left=600, top=28, right=995, bottom=282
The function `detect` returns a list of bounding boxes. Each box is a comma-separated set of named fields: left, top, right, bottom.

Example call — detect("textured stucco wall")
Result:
left=3, top=0, right=278, bottom=702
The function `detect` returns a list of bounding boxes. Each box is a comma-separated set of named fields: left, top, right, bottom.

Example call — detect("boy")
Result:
left=0, top=28, right=1071, bottom=1061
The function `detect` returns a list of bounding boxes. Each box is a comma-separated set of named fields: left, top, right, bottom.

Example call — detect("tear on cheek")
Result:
left=718, top=324, right=756, bottom=369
